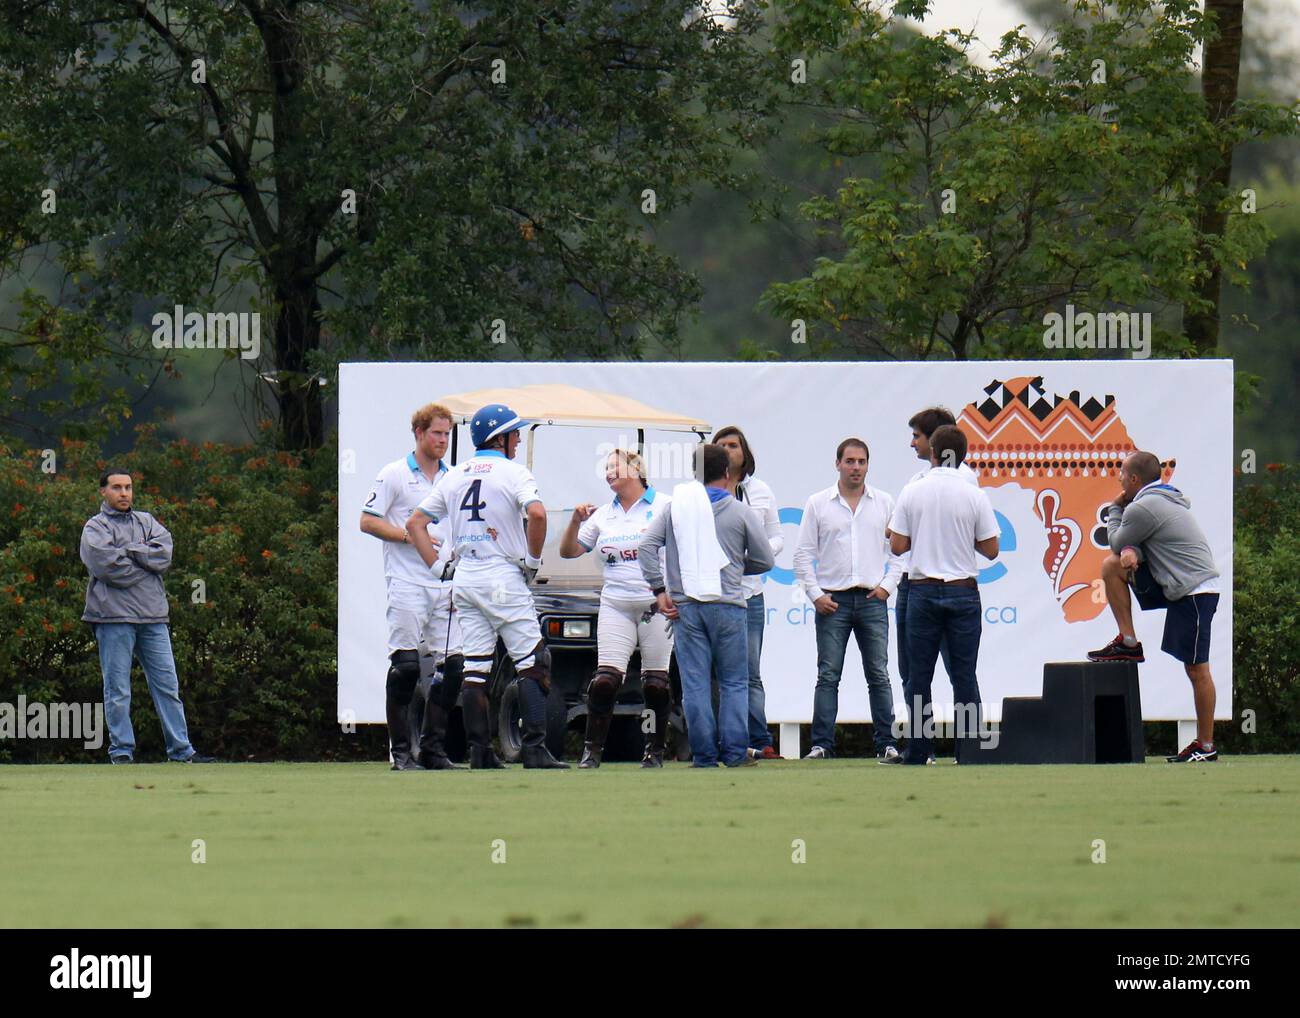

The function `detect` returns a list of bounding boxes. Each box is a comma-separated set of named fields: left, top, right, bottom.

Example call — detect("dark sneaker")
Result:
left=877, top=746, right=903, bottom=765
left=725, top=756, right=758, bottom=767
left=109, top=756, right=133, bottom=765
left=1167, top=740, right=1217, bottom=763
left=1087, top=635, right=1145, bottom=663
left=175, top=753, right=216, bottom=763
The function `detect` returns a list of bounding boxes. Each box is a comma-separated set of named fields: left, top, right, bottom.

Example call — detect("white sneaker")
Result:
left=877, top=746, right=902, bottom=765
left=802, top=746, right=828, bottom=760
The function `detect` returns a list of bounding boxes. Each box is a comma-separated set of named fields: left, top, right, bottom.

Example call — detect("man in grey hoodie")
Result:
left=81, top=468, right=210, bottom=764
left=1087, top=451, right=1221, bottom=762
left=639, top=444, right=774, bottom=767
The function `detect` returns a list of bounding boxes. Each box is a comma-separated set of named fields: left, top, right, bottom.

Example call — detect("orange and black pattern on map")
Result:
left=957, top=376, right=1175, bottom=623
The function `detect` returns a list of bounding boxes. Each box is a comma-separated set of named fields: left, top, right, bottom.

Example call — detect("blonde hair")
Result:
left=411, top=403, right=454, bottom=436
left=607, top=448, right=648, bottom=487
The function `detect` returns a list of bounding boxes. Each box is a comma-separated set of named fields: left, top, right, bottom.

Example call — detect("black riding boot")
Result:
left=463, top=685, right=506, bottom=769
left=579, top=711, right=613, bottom=769
left=419, top=700, right=463, bottom=770
left=641, top=671, right=671, bottom=768
left=386, top=695, right=420, bottom=770
left=519, top=677, right=568, bottom=769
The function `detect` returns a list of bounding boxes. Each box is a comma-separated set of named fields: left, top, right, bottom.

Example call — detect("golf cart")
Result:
left=436, top=384, right=711, bottom=763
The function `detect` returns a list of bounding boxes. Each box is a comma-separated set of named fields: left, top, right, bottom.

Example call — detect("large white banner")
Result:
left=338, top=360, right=1233, bottom=725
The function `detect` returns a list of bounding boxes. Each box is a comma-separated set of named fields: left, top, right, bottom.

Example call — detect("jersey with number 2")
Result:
left=416, top=450, right=541, bottom=588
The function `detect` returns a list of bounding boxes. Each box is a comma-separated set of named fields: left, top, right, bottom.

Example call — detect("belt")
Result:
left=908, top=576, right=977, bottom=588
left=826, top=585, right=881, bottom=594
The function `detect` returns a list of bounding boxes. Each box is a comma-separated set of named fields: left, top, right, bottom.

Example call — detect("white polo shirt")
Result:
left=418, top=450, right=542, bottom=590
left=736, top=476, right=784, bottom=600
left=576, top=487, right=671, bottom=602
left=896, top=461, right=980, bottom=577
left=889, top=467, right=999, bottom=582
left=794, top=483, right=901, bottom=601
left=362, top=452, right=450, bottom=589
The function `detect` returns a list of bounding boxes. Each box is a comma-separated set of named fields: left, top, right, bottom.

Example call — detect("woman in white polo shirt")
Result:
left=559, top=449, right=674, bottom=768
left=714, top=425, right=784, bottom=759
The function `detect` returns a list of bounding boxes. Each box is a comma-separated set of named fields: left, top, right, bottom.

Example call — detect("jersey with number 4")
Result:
left=416, top=450, right=542, bottom=589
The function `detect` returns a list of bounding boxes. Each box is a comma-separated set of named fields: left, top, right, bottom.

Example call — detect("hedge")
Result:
left=0, top=426, right=383, bottom=762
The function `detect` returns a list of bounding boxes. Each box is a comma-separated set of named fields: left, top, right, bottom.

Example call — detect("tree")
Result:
left=1185, top=0, right=1244, bottom=355
left=758, top=0, right=1297, bottom=361
left=1, top=2, right=776, bottom=449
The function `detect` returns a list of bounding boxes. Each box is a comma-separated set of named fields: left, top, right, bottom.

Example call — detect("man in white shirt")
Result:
left=714, top=426, right=785, bottom=759
left=407, top=403, right=568, bottom=769
left=891, top=407, right=980, bottom=723
left=888, top=425, right=999, bottom=765
left=360, top=403, right=463, bottom=771
left=793, top=438, right=903, bottom=761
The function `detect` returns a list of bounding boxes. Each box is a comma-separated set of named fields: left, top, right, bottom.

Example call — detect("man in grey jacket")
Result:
left=639, top=444, right=774, bottom=767
left=1087, top=451, right=1221, bottom=762
left=81, top=468, right=210, bottom=764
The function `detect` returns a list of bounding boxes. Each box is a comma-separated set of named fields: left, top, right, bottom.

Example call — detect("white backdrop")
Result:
left=338, top=360, right=1233, bottom=725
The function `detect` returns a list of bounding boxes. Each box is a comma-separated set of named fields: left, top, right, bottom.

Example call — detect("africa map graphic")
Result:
left=957, top=376, right=1175, bottom=623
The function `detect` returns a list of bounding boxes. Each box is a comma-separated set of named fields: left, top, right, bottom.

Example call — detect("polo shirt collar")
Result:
left=408, top=451, right=446, bottom=477
left=612, top=486, right=657, bottom=512
left=477, top=450, right=507, bottom=459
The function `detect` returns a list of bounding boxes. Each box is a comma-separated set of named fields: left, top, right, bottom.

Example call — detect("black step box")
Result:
left=961, top=661, right=1144, bottom=765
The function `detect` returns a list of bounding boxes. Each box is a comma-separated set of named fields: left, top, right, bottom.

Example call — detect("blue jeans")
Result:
left=94, top=623, right=195, bottom=762
left=675, top=600, right=749, bottom=766
left=902, top=584, right=982, bottom=764
left=746, top=594, right=772, bottom=749
left=811, top=590, right=895, bottom=754
left=896, top=575, right=953, bottom=708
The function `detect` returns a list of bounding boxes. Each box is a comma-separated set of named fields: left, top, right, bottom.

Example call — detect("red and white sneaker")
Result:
left=1167, top=740, right=1218, bottom=763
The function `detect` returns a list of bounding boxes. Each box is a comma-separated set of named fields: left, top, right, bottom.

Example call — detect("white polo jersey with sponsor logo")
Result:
left=576, top=487, right=671, bottom=602
left=417, top=450, right=542, bottom=590
left=361, top=452, right=450, bottom=589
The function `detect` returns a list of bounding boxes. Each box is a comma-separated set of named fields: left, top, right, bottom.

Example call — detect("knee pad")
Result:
left=586, top=666, right=624, bottom=714
left=386, top=650, right=421, bottom=706
left=641, top=669, right=671, bottom=710
left=437, top=653, right=465, bottom=710
left=516, top=640, right=552, bottom=690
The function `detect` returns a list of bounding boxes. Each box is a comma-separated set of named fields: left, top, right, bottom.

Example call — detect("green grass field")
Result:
left=3, top=757, right=1298, bottom=928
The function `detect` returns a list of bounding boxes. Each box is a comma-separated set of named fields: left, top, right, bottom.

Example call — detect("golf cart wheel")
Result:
left=495, top=672, right=568, bottom=763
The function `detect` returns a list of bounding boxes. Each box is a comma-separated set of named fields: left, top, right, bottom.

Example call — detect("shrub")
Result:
left=0, top=426, right=384, bottom=761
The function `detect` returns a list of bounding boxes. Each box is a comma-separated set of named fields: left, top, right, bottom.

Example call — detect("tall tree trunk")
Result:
left=1186, top=0, right=1244, bottom=357
left=273, top=281, right=324, bottom=450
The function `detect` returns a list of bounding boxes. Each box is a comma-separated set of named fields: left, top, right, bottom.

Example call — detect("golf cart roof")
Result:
left=437, top=384, right=711, bottom=435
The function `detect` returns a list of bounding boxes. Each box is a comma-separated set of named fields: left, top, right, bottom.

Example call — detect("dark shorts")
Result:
left=1129, top=562, right=1218, bottom=665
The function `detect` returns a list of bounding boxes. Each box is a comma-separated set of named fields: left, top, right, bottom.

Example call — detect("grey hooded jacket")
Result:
left=1106, top=483, right=1218, bottom=601
left=80, top=502, right=173, bottom=624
